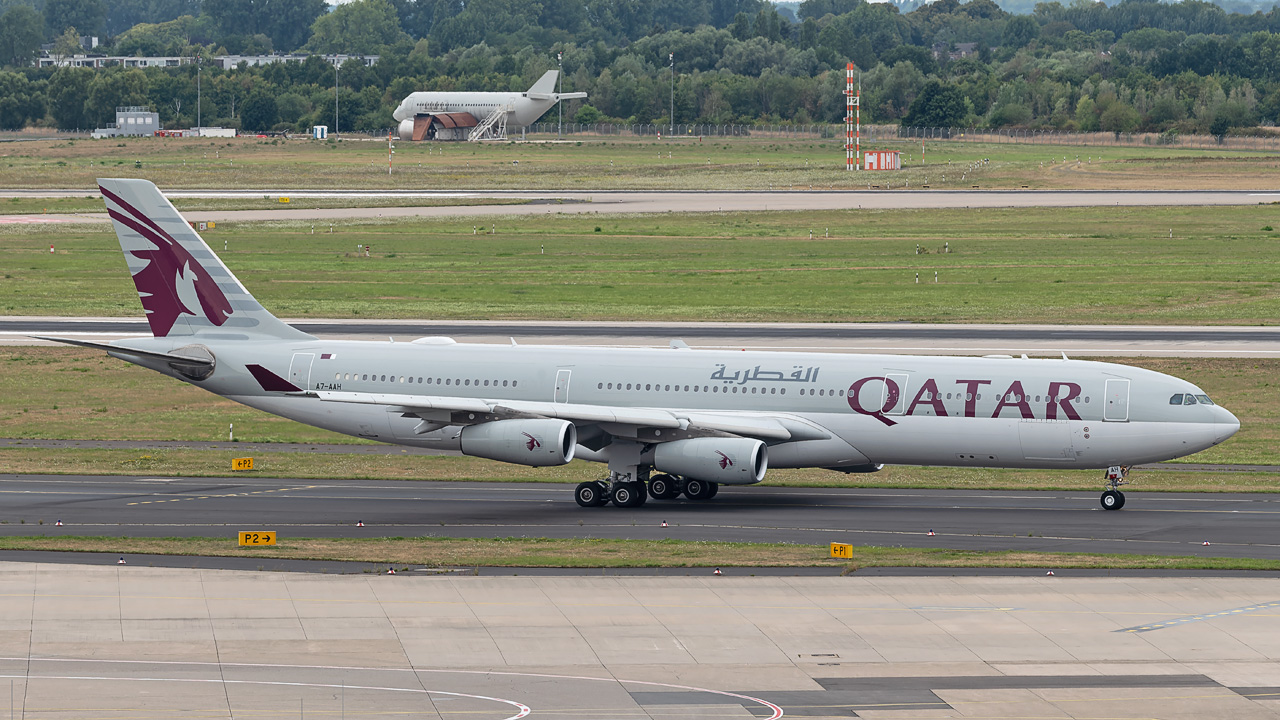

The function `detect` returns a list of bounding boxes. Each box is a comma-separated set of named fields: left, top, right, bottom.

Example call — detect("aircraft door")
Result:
left=554, top=369, right=571, bottom=403
left=1103, top=379, right=1130, bottom=422
left=883, top=374, right=910, bottom=415
left=289, top=353, right=315, bottom=390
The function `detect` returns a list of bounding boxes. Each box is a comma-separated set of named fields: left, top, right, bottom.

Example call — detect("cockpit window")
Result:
left=1184, top=393, right=1198, bottom=405
left=1169, top=394, right=1184, bottom=405
left=1196, top=394, right=1214, bottom=405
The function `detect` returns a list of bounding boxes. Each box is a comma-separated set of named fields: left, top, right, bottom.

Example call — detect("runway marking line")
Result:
left=1116, top=599, right=1280, bottom=633
left=0, top=657, right=783, bottom=720
left=125, top=485, right=316, bottom=506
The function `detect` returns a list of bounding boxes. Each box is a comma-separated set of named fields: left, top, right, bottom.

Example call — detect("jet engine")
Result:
left=397, top=118, right=416, bottom=140
left=459, top=419, right=576, bottom=466
left=653, top=437, right=767, bottom=485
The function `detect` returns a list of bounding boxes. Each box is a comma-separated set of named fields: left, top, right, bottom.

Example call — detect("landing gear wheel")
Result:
left=648, top=474, right=681, bottom=500
left=683, top=479, right=717, bottom=501
left=1100, top=490, right=1125, bottom=511
left=575, top=481, right=608, bottom=507
left=708, top=482, right=719, bottom=498
left=611, top=481, right=647, bottom=508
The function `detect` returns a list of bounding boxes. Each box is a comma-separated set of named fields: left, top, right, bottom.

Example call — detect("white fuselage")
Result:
left=393, top=92, right=557, bottom=128
left=138, top=337, right=1239, bottom=475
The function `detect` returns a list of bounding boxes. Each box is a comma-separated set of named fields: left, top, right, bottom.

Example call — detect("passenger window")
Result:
left=464, top=379, right=470, bottom=386
left=713, top=386, right=719, bottom=393
left=780, top=388, right=785, bottom=395
left=513, top=381, right=518, bottom=387
left=408, top=377, right=414, bottom=383
left=665, top=385, right=670, bottom=391
left=503, top=380, right=508, bottom=387
left=1169, top=394, right=1183, bottom=405
left=693, top=386, right=699, bottom=392
left=770, top=388, right=776, bottom=394
left=839, top=390, right=845, bottom=397
left=399, top=377, right=405, bottom=383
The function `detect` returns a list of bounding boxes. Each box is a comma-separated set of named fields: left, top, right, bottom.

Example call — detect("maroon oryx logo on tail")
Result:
left=100, top=184, right=233, bottom=337
left=716, top=451, right=733, bottom=469
left=523, top=433, right=541, bottom=452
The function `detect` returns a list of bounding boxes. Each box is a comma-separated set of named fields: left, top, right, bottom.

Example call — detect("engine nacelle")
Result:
left=653, top=437, right=767, bottom=485
left=459, top=419, right=576, bottom=466
left=397, top=118, right=415, bottom=140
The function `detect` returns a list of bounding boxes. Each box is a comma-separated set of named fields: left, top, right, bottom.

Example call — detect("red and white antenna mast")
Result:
left=845, top=63, right=860, bottom=170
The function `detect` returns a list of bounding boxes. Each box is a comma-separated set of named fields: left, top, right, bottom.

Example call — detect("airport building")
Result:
left=91, top=106, right=160, bottom=139
left=38, top=52, right=378, bottom=70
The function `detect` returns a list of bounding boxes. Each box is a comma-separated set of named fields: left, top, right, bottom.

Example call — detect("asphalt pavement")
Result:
left=3, top=474, right=1277, bottom=560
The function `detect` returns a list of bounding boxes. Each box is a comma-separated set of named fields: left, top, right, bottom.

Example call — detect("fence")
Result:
left=522, top=122, right=1280, bottom=151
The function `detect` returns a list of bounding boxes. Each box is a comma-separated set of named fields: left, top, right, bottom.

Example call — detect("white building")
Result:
left=92, top=106, right=160, bottom=138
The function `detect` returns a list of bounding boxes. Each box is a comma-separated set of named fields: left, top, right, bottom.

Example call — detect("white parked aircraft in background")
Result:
left=393, top=70, right=586, bottom=140
left=44, top=180, right=1239, bottom=511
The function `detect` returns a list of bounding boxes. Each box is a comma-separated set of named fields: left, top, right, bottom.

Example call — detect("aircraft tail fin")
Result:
left=98, top=178, right=312, bottom=341
left=528, top=70, right=558, bottom=96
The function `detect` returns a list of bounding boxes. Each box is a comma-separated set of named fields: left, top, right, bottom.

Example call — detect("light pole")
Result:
left=196, top=54, right=202, bottom=130
left=669, top=53, right=674, bottom=134
left=334, top=56, right=339, bottom=135
left=557, top=51, right=563, bottom=139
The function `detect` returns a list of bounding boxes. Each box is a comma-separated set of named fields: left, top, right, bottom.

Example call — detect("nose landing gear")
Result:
left=1100, top=465, right=1128, bottom=510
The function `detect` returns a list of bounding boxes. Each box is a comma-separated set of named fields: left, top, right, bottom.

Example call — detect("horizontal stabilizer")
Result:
left=32, top=336, right=213, bottom=365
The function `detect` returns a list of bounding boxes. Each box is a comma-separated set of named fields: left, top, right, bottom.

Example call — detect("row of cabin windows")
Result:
left=335, top=372, right=517, bottom=389
left=919, top=392, right=1089, bottom=403
left=597, top=382, right=790, bottom=395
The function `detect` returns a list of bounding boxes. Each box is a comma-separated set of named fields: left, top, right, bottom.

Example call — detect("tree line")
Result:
left=0, top=0, right=1278, bottom=138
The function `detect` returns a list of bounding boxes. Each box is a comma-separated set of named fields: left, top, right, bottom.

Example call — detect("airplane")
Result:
left=393, top=70, right=587, bottom=140
left=41, top=179, right=1239, bottom=512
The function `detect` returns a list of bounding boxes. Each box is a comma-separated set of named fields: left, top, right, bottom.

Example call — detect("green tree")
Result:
left=308, top=0, right=409, bottom=54
left=0, top=5, right=44, bottom=67
left=1099, top=100, right=1138, bottom=137
left=903, top=80, right=965, bottom=127
left=1075, top=95, right=1098, bottom=131
left=204, top=0, right=326, bottom=52
left=1001, top=15, right=1039, bottom=49
left=47, top=66, right=92, bottom=130
left=44, top=0, right=103, bottom=36
left=0, top=71, right=45, bottom=128
left=85, top=69, right=149, bottom=127
left=239, top=88, right=278, bottom=130
left=573, top=103, right=604, bottom=123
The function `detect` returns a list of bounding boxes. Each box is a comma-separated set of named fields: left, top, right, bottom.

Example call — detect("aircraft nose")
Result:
left=1215, top=407, right=1240, bottom=444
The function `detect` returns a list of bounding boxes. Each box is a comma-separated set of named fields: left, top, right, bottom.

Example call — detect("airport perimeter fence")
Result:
left=524, top=122, right=1280, bottom=151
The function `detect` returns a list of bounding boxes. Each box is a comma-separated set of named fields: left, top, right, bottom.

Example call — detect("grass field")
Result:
left=2, top=348, right=1275, bottom=478
left=0, top=535, right=1274, bottom=570
left=5, top=204, right=1280, bottom=324
left=3, top=135, right=1280, bottom=191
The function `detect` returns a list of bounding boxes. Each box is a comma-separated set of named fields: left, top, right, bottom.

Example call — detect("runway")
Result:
left=8, top=317, right=1280, bottom=356
left=5, top=188, right=1280, bottom=224
left=3, top=562, right=1280, bottom=719
left=4, top=474, right=1279, bottom=560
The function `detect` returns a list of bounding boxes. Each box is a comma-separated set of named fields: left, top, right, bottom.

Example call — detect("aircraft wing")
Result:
left=310, top=390, right=827, bottom=442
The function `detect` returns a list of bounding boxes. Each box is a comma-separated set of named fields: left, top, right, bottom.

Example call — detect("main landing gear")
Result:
left=1100, top=465, right=1129, bottom=510
left=574, top=473, right=718, bottom=508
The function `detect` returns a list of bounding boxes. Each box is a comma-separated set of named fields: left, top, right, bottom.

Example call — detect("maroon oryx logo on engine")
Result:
left=523, top=433, right=541, bottom=451
left=716, top=451, right=733, bottom=469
